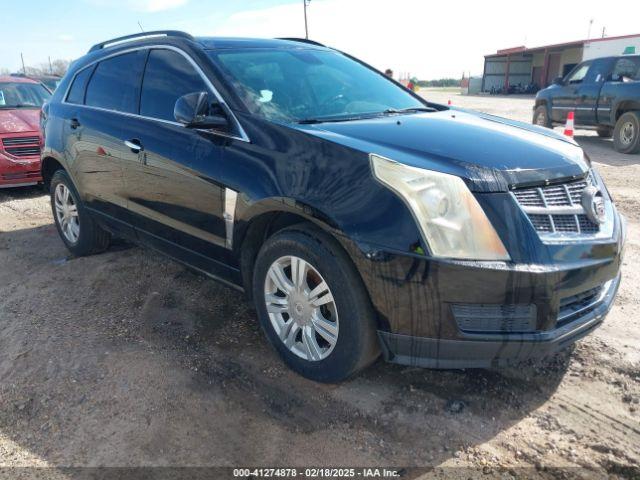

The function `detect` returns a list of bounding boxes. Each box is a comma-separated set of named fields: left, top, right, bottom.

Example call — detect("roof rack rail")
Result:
left=277, top=37, right=326, bottom=47
left=88, top=30, right=194, bottom=53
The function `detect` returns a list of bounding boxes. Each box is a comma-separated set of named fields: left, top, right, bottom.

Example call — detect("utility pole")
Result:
left=303, top=0, right=311, bottom=39
left=587, top=18, right=594, bottom=39
left=602, top=26, right=606, bottom=38
left=48, top=56, right=53, bottom=75
left=138, top=21, right=144, bottom=32
left=21, top=53, right=26, bottom=75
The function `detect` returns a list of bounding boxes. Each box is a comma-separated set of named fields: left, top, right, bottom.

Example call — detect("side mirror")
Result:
left=174, top=92, right=228, bottom=129
left=552, top=77, right=564, bottom=86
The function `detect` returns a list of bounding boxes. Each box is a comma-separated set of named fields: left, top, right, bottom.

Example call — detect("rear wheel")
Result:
left=596, top=126, right=613, bottom=138
left=50, top=170, right=111, bottom=256
left=613, top=111, right=640, bottom=154
left=252, top=226, right=379, bottom=382
left=533, top=105, right=551, bottom=128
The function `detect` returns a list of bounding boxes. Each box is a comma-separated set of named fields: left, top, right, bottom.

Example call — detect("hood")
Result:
left=297, top=109, right=589, bottom=192
left=0, top=108, right=40, bottom=134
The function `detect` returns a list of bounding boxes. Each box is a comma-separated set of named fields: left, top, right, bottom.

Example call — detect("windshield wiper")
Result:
left=297, top=115, right=372, bottom=124
left=383, top=106, right=436, bottom=114
left=297, top=118, right=324, bottom=124
left=297, top=107, right=436, bottom=124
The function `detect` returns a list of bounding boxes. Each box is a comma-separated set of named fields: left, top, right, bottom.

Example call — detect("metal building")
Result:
left=481, top=33, right=640, bottom=93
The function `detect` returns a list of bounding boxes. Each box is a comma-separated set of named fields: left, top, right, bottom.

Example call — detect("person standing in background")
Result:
left=384, top=68, right=393, bottom=78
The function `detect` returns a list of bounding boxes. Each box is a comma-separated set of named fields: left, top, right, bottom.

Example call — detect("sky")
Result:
left=1, top=0, right=639, bottom=79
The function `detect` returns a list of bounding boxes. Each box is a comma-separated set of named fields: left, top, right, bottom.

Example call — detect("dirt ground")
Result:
left=0, top=90, right=638, bottom=479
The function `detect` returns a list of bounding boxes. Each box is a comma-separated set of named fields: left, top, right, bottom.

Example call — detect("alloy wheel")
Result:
left=264, top=255, right=339, bottom=361
left=620, top=121, right=635, bottom=146
left=54, top=183, right=80, bottom=244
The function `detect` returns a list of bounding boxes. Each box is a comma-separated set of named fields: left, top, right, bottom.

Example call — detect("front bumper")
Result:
left=349, top=207, right=625, bottom=369
left=378, top=274, right=620, bottom=368
left=0, top=153, right=42, bottom=187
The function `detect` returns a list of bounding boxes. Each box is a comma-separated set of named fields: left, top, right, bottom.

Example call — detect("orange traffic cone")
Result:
left=564, top=111, right=575, bottom=137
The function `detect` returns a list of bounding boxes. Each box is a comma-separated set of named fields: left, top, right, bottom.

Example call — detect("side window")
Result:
left=584, top=60, right=609, bottom=84
left=85, top=52, right=145, bottom=113
left=66, top=66, right=93, bottom=104
left=140, top=49, right=210, bottom=122
left=566, top=62, right=591, bottom=84
left=612, top=58, right=640, bottom=81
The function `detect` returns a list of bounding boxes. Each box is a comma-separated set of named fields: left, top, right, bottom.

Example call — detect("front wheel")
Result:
left=50, top=170, right=111, bottom=256
left=533, top=105, right=551, bottom=128
left=252, top=226, right=379, bottom=382
left=613, top=111, right=640, bottom=154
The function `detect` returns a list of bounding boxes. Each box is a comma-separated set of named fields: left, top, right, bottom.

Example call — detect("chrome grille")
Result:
left=512, top=174, right=600, bottom=237
left=529, top=214, right=552, bottom=232
left=578, top=215, right=599, bottom=233
left=2, top=136, right=39, bottom=147
left=4, top=146, right=41, bottom=157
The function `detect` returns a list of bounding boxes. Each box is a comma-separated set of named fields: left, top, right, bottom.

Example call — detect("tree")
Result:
left=22, top=59, right=71, bottom=77
left=50, top=59, right=71, bottom=76
left=417, top=78, right=461, bottom=88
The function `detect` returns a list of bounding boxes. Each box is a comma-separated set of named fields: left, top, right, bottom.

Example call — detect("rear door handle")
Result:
left=70, top=118, right=80, bottom=129
left=124, top=139, right=143, bottom=153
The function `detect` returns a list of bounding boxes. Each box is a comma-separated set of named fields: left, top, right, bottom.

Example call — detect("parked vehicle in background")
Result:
left=0, top=76, right=50, bottom=188
left=41, top=31, right=624, bottom=382
left=533, top=55, right=640, bottom=154
left=490, top=82, right=539, bottom=95
left=10, top=73, right=61, bottom=93
left=30, top=75, right=62, bottom=93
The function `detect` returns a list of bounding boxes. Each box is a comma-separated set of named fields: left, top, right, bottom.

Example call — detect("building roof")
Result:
left=0, top=75, right=39, bottom=84
left=485, top=32, right=640, bottom=58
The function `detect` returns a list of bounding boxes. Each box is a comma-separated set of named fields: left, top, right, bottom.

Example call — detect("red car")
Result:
left=0, top=76, right=51, bottom=188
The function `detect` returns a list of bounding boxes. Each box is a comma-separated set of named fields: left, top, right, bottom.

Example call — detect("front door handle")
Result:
left=124, top=139, right=143, bottom=153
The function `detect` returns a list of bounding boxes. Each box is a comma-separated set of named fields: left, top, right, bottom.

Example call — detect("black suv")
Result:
left=41, top=31, right=625, bottom=382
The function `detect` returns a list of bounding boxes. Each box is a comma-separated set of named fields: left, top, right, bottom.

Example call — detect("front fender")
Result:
left=222, top=115, right=424, bottom=257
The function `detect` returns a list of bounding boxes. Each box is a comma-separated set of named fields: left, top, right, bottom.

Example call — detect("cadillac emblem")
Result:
left=581, top=186, right=606, bottom=225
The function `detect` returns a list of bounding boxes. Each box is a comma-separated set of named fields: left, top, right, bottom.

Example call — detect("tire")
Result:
left=533, top=105, right=551, bottom=128
left=596, top=126, right=613, bottom=138
left=50, top=169, right=111, bottom=256
left=252, top=225, right=379, bottom=382
left=613, top=111, right=640, bottom=154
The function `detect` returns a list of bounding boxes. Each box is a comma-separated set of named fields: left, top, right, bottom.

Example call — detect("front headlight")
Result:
left=370, top=154, right=510, bottom=261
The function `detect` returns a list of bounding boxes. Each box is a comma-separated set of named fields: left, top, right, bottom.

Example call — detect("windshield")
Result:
left=209, top=48, right=425, bottom=123
left=39, top=78, right=61, bottom=92
left=0, top=82, right=52, bottom=109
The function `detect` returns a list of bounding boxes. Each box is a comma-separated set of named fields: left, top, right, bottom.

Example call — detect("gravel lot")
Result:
left=0, top=90, right=638, bottom=479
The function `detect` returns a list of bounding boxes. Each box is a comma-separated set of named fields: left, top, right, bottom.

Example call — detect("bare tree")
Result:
left=23, top=59, right=71, bottom=77
left=51, top=59, right=71, bottom=76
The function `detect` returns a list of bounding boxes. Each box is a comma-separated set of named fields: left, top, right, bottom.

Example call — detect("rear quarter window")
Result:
left=85, top=51, right=145, bottom=113
left=612, top=57, right=640, bottom=81
left=66, top=66, right=94, bottom=104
